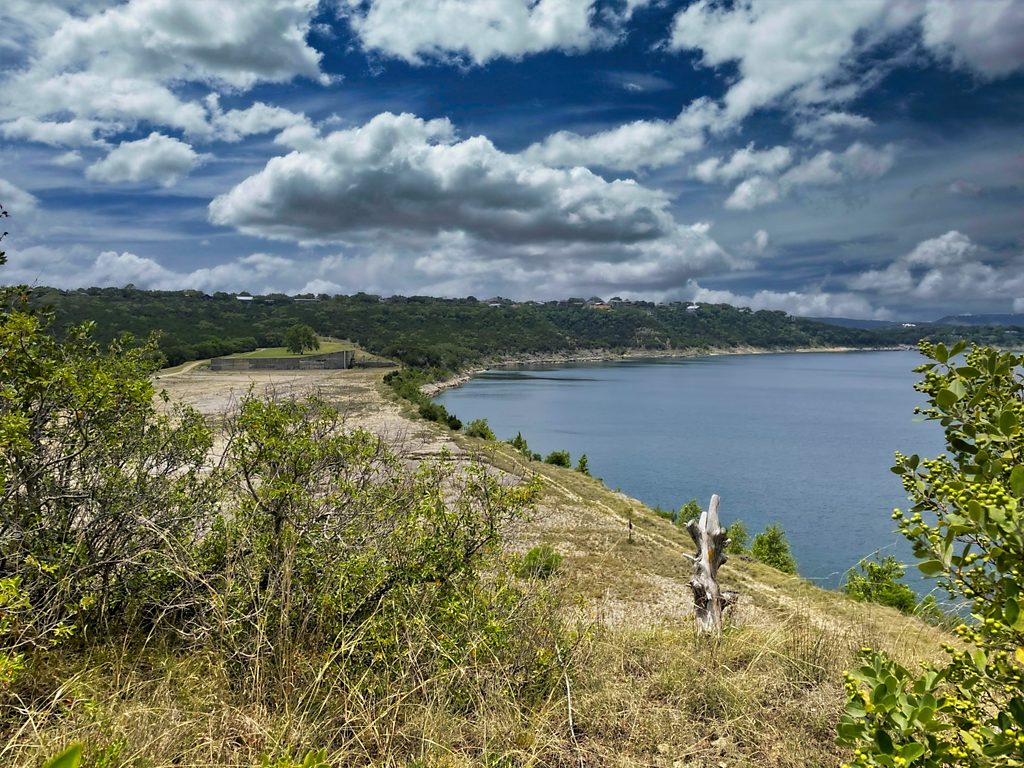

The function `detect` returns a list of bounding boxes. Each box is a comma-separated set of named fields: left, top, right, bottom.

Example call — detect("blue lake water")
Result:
left=436, top=350, right=947, bottom=591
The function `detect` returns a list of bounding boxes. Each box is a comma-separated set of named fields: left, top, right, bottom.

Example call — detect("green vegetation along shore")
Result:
left=33, top=286, right=1024, bottom=370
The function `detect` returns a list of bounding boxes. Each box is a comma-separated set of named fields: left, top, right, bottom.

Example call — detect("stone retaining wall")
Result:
left=210, top=350, right=355, bottom=371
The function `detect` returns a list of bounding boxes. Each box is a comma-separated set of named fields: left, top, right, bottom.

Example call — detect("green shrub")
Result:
left=725, top=520, right=750, bottom=554
left=418, top=400, right=450, bottom=423
left=677, top=498, right=703, bottom=528
left=445, top=414, right=462, bottom=430
left=842, top=554, right=917, bottom=614
left=652, top=505, right=676, bottom=522
left=0, top=301, right=214, bottom=638
left=751, top=524, right=797, bottom=574
left=507, top=431, right=533, bottom=459
left=464, top=418, right=496, bottom=440
left=517, top=545, right=563, bottom=580
left=576, top=454, right=590, bottom=475
left=205, top=394, right=548, bottom=692
left=544, top=450, right=571, bottom=467
left=837, top=342, right=1024, bottom=766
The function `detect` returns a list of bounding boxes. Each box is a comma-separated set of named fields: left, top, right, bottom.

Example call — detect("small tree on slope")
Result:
left=284, top=323, right=319, bottom=354
left=837, top=341, right=1024, bottom=767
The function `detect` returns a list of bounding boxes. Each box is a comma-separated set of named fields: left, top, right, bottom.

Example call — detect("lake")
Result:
left=435, top=350, right=948, bottom=591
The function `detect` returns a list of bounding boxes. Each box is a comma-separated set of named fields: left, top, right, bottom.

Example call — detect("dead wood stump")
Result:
left=685, top=494, right=738, bottom=634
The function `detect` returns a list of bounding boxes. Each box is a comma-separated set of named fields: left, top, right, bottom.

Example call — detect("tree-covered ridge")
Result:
left=31, top=286, right=1024, bottom=369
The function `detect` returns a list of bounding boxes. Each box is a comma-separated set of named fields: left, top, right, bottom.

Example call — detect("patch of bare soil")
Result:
left=155, top=367, right=460, bottom=461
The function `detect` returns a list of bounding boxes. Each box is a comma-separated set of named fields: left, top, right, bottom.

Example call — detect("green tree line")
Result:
left=27, top=287, right=1024, bottom=370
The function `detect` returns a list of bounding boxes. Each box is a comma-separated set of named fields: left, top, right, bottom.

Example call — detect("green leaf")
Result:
left=918, top=560, right=945, bottom=576
left=1005, top=598, right=1020, bottom=627
left=947, top=378, right=967, bottom=399
left=935, top=389, right=957, bottom=409
left=44, top=745, right=83, bottom=768
left=1000, top=408, right=1019, bottom=435
left=934, top=343, right=949, bottom=363
left=899, top=743, right=926, bottom=761
left=1010, top=465, right=1024, bottom=498
left=837, top=721, right=862, bottom=742
left=874, top=728, right=894, bottom=754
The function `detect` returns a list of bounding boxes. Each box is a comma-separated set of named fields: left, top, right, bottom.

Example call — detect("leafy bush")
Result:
left=507, top=431, right=534, bottom=460
left=517, top=544, right=563, bottom=580
left=544, top=450, right=571, bottom=467
left=0, top=300, right=214, bottom=638
left=418, top=400, right=451, bottom=424
left=206, top=395, right=543, bottom=688
left=576, top=454, right=590, bottom=475
left=842, top=554, right=917, bottom=614
left=652, top=506, right=676, bottom=522
left=751, top=524, right=797, bottom=574
left=677, top=498, right=703, bottom=528
left=837, top=342, right=1024, bottom=766
left=464, top=418, right=496, bottom=440
left=726, top=520, right=750, bottom=554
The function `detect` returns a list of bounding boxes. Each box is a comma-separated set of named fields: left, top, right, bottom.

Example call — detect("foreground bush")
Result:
left=1, top=282, right=576, bottom=764
left=837, top=342, right=1024, bottom=766
left=0, top=298, right=214, bottom=646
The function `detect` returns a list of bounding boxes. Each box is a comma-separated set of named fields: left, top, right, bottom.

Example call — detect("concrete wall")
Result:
left=210, top=349, right=354, bottom=371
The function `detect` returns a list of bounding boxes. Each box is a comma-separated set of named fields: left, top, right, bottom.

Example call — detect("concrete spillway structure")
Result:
left=210, top=350, right=355, bottom=371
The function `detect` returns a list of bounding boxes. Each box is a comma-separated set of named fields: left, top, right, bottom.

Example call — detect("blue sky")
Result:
left=1, top=0, right=1022, bottom=319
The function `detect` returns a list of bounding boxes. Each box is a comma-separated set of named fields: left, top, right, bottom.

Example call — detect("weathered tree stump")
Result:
left=685, top=494, right=738, bottom=635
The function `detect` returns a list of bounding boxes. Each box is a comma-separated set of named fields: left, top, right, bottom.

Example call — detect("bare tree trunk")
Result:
left=685, top=494, right=737, bottom=635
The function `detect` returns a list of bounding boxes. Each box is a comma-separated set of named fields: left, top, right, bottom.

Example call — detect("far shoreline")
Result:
left=420, top=344, right=912, bottom=397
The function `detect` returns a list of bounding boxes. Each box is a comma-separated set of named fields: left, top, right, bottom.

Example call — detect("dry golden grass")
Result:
left=0, top=372, right=953, bottom=767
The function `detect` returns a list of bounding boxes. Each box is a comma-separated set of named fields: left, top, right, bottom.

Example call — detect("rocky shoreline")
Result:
left=418, top=344, right=909, bottom=396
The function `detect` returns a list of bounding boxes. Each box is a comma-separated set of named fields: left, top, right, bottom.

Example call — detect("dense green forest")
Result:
left=31, top=286, right=1024, bottom=369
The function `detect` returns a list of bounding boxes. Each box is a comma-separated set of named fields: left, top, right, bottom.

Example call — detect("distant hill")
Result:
left=29, top=286, right=1024, bottom=369
left=807, top=317, right=910, bottom=330
left=934, top=313, right=1024, bottom=327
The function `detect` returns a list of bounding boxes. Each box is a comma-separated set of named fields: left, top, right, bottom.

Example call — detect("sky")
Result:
left=0, top=0, right=1022, bottom=320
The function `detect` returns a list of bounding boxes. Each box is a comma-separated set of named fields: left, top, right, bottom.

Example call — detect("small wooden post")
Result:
left=685, top=494, right=738, bottom=635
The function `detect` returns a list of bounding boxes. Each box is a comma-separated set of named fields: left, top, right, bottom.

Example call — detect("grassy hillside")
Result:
left=0, top=340, right=955, bottom=767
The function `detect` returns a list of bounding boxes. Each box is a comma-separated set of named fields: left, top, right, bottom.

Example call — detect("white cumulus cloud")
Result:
left=0, top=116, right=116, bottom=147
left=522, top=98, right=724, bottom=171
left=688, top=281, right=891, bottom=320
left=1, top=0, right=326, bottom=140
left=30, top=0, right=324, bottom=89
left=0, top=177, right=39, bottom=214
left=205, top=96, right=310, bottom=143
left=341, top=0, right=651, bottom=65
left=693, top=144, right=793, bottom=183
left=921, top=0, right=1024, bottom=78
left=668, top=0, right=1024, bottom=128
left=724, top=141, right=896, bottom=210
left=86, top=133, right=204, bottom=187
left=849, top=230, right=1024, bottom=301
left=212, top=111, right=700, bottom=248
